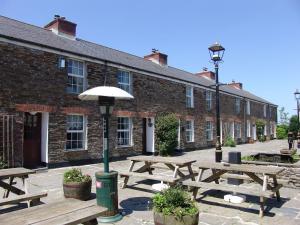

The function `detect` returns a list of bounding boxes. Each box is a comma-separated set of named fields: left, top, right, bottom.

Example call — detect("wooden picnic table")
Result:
left=183, top=162, right=285, bottom=217
left=0, top=198, right=107, bottom=225
left=0, top=167, right=47, bottom=208
left=121, top=156, right=196, bottom=188
left=0, top=167, right=35, bottom=198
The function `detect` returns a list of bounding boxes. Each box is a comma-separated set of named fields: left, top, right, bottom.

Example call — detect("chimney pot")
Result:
left=45, top=16, right=77, bottom=39
left=196, top=70, right=215, bottom=80
left=228, top=81, right=243, bottom=90
left=144, top=50, right=168, bottom=66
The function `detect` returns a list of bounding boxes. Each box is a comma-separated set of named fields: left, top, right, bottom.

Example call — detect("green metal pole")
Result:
left=103, top=112, right=109, bottom=173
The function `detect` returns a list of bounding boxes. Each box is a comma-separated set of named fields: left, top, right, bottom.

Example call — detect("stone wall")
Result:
left=0, top=41, right=278, bottom=166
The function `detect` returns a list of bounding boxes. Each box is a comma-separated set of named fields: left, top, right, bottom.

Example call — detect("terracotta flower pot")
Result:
left=63, top=179, right=92, bottom=201
left=153, top=211, right=199, bottom=225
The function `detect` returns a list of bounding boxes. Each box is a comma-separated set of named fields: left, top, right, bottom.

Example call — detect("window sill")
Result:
left=116, top=145, right=133, bottom=149
left=186, top=141, right=195, bottom=143
left=64, top=149, right=87, bottom=152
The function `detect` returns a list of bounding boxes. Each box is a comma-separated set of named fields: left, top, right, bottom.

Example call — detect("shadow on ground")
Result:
left=195, top=189, right=290, bottom=217
left=120, top=197, right=152, bottom=216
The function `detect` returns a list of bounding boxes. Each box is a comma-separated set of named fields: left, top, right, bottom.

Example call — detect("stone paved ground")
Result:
left=1, top=140, right=300, bottom=225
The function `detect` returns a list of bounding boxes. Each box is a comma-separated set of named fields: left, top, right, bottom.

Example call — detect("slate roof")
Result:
left=0, top=15, right=275, bottom=106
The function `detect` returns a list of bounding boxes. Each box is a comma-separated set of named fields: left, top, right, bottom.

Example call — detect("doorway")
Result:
left=142, top=117, right=155, bottom=155
left=23, top=112, right=42, bottom=168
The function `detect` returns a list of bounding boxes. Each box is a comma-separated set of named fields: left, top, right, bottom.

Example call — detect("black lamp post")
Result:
left=79, top=86, right=133, bottom=223
left=294, top=89, right=300, bottom=148
left=208, top=42, right=225, bottom=162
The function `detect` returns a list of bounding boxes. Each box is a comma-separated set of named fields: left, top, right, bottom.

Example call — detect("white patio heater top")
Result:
left=78, top=86, right=134, bottom=100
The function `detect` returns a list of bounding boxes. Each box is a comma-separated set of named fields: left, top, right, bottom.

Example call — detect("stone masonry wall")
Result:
left=0, top=41, right=278, bottom=165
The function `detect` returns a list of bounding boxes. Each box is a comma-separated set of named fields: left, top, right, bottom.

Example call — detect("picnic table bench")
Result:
left=182, top=162, right=284, bottom=217
left=0, top=198, right=107, bottom=225
left=120, top=156, right=196, bottom=188
left=0, top=167, right=47, bottom=207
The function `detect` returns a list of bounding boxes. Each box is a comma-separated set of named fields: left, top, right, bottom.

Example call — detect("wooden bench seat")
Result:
left=0, top=191, right=47, bottom=207
left=0, top=199, right=106, bottom=225
left=32, top=205, right=104, bottom=225
left=220, top=174, right=289, bottom=185
left=120, top=171, right=180, bottom=188
left=182, top=180, right=277, bottom=217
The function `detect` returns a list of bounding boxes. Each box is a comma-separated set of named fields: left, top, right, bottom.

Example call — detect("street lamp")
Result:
left=79, top=86, right=133, bottom=223
left=208, top=42, right=225, bottom=162
left=294, top=89, right=300, bottom=148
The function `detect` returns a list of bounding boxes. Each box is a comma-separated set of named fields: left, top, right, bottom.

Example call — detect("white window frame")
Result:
left=66, top=114, right=87, bottom=151
left=206, top=91, right=212, bottom=111
left=246, top=100, right=251, bottom=115
left=235, top=98, right=241, bottom=114
left=263, top=105, right=267, bottom=117
left=117, top=70, right=132, bottom=94
left=206, top=121, right=213, bottom=141
left=67, top=59, right=86, bottom=94
left=186, top=86, right=194, bottom=108
left=117, top=117, right=133, bottom=147
left=185, top=120, right=194, bottom=142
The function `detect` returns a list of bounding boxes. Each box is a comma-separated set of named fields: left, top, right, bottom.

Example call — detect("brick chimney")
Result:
left=196, top=67, right=215, bottom=80
left=144, top=49, right=168, bottom=66
left=44, top=15, right=77, bottom=39
left=228, top=80, right=243, bottom=90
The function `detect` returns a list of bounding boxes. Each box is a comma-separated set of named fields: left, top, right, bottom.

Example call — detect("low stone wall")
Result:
left=242, top=160, right=300, bottom=189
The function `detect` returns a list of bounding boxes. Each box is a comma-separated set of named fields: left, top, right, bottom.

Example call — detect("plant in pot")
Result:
left=63, top=168, right=92, bottom=200
left=152, top=186, right=199, bottom=225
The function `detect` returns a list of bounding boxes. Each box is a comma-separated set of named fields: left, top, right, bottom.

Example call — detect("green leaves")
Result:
left=224, top=136, right=236, bottom=147
left=155, top=114, right=179, bottom=156
left=63, top=168, right=91, bottom=183
left=152, top=186, right=198, bottom=220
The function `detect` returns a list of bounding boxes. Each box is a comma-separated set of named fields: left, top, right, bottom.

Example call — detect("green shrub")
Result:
left=155, top=113, right=179, bottom=156
left=0, top=157, right=7, bottom=169
left=63, top=168, right=91, bottom=183
left=256, top=119, right=266, bottom=142
left=277, top=125, right=288, bottom=139
left=224, top=136, right=236, bottom=147
left=289, top=115, right=299, bottom=136
left=258, top=135, right=266, bottom=142
left=242, top=155, right=256, bottom=161
left=152, top=186, right=198, bottom=220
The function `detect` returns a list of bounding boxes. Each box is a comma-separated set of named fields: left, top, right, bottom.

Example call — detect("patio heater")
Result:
left=208, top=42, right=225, bottom=162
left=79, top=86, right=133, bottom=223
left=294, top=89, right=300, bottom=148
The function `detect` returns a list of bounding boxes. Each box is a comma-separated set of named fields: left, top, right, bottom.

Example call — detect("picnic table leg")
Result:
left=173, top=166, right=179, bottom=178
left=197, top=169, right=204, bottom=182
left=22, top=176, right=31, bottom=208
left=272, top=176, right=281, bottom=202
left=259, top=196, right=265, bottom=218
left=262, top=175, right=269, bottom=191
left=191, top=169, right=205, bottom=200
left=4, top=177, right=14, bottom=198
left=187, top=165, right=195, bottom=181
left=122, top=161, right=136, bottom=189
left=145, top=162, right=153, bottom=175
left=212, top=169, right=219, bottom=184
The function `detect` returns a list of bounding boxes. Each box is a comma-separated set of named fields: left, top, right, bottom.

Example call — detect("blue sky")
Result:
left=1, top=0, right=300, bottom=118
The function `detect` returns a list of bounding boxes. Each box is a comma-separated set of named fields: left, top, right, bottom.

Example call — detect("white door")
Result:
left=146, top=117, right=155, bottom=153
left=252, top=124, right=257, bottom=141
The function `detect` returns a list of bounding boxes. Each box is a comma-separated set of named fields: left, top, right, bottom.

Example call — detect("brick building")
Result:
left=0, top=16, right=277, bottom=168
